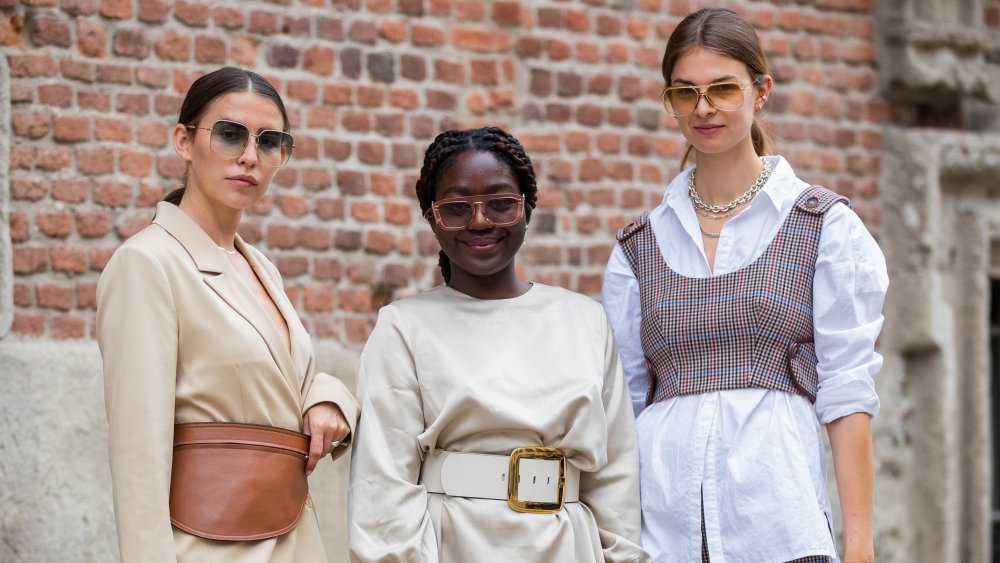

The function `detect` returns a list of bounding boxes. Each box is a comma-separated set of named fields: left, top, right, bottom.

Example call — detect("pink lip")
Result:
left=227, top=175, right=259, bottom=187
left=693, top=125, right=724, bottom=136
left=461, top=236, right=502, bottom=252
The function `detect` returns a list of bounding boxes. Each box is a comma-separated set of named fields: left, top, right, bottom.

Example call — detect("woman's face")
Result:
left=172, top=91, right=285, bottom=213
left=431, top=150, right=527, bottom=292
left=669, top=47, right=771, bottom=159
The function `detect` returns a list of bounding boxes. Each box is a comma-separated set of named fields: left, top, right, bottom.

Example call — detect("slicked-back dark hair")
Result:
left=164, top=66, right=289, bottom=204
left=415, top=126, right=538, bottom=283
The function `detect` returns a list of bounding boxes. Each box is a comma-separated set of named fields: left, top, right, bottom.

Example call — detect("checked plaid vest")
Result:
left=617, top=186, right=848, bottom=407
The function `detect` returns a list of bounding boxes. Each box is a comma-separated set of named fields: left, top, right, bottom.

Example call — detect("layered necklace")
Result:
left=689, top=158, right=772, bottom=238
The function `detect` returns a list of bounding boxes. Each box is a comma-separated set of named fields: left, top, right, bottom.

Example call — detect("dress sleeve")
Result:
left=578, top=312, right=651, bottom=563
left=813, top=204, right=889, bottom=424
left=602, top=243, right=649, bottom=418
left=301, top=364, right=360, bottom=462
left=96, top=244, right=179, bottom=563
left=348, top=305, right=439, bottom=563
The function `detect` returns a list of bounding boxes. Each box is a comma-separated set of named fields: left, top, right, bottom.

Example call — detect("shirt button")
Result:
left=805, top=196, right=819, bottom=208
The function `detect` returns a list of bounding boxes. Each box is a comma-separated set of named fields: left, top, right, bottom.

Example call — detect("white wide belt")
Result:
left=421, top=448, right=580, bottom=514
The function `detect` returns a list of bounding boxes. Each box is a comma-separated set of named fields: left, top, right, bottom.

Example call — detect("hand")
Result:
left=302, top=402, right=351, bottom=476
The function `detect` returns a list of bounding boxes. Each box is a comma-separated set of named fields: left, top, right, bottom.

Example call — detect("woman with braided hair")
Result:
left=348, top=126, right=649, bottom=562
left=601, top=8, right=887, bottom=563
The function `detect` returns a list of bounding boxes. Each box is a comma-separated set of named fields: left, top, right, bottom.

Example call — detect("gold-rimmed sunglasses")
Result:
left=186, top=119, right=295, bottom=168
left=661, top=81, right=757, bottom=117
left=424, top=193, right=525, bottom=231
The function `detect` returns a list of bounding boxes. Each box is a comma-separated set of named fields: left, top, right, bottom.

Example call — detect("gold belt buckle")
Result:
left=507, top=446, right=566, bottom=514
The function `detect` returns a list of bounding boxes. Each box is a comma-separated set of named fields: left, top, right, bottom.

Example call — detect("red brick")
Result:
left=9, top=212, right=29, bottom=242
left=37, top=212, right=73, bottom=237
left=52, top=179, right=89, bottom=203
left=452, top=27, right=513, bottom=52
left=89, top=247, right=116, bottom=271
left=298, top=226, right=332, bottom=250
left=275, top=256, right=308, bottom=278
left=248, top=10, right=278, bottom=33
left=136, top=121, right=169, bottom=147
left=304, top=285, right=336, bottom=312
left=175, top=0, right=208, bottom=25
left=138, top=0, right=169, bottom=22
left=77, top=148, right=116, bottom=175
left=8, top=54, right=57, bottom=77
left=370, top=173, right=396, bottom=196
left=335, top=229, right=362, bottom=251
left=338, top=287, right=370, bottom=312
left=101, top=0, right=132, bottom=18
left=392, top=143, right=417, bottom=167
left=12, top=111, right=50, bottom=138
left=317, top=16, right=344, bottom=40
left=427, top=89, right=457, bottom=110
left=52, top=248, right=88, bottom=273
left=390, top=88, right=419, bottom=109
left=13, top=247, right=49, bottom=274
left=376, top=114, right=404, bottom=137
left=492, top=1, right=520, bottom=25
left=565, top=10, right=590, bottom=32
left=548, top=39, right=571, bottom=60
left=77, top=90, right=109, bottom=111
left=384, top=201, right=412, bottom=225
left=13, top=283, right=33, bottom=307
left=348, top=20, right=377, bottom=44
left=156, top=29, right=190, bottom=61
left=230, top=36, right=257, bottom=66
left=277, top=194, right=309, bottom=217
left=357, top=85, right=385, bottom=107
left=12, top=314, right=46, bottom=337
left=314, top=257, right=342, bottom=280
left=37, top=284, right=74, bottom=310
left=74, top=19, right=105, bottom=56
left=366, top=231, right=395, bottom=255
left=213, top=6, right=243, bottom=28
left=95, top=118, right=131, bottom=143
left=157, top=154, right=186, bottom=179
left=344, top=318, right=371, bottom=345
left=76, top=209, right=114, bottom=237
left=54, top=117, right=90, bottom=143
left=435, top=59, right=466, bottom=84
left=351, top=201, right=379, bottom=222
left=304, top=45, right=335, bottom=75
left=96, top=63, right=132, bottom=84
left=52, top=314, right=87, bottom=340
left=266, top=225, right=297, bottom=249
left=410, top=25, right=444, bottom=47
left=112, top=28, right=150, bottom=59
left=37, top=147, right=72, bottom=171
left=302, top=169, right=333, bottom=190
left=315, top=198, right=345, bottom=220
left=94, top=181, right=132, bottom=207
left=29, top=14, right=71, bottom=47
left=77, top=282, right=99, bottom=309
left=455, top=0, right=485, bottom=20
left=380, top=19, right=407, bottom=42
left=283, top=15, right=311, bottom=36
left=193, top=35, right=225, bottom=64
left=358, top=141, right=386, bottom=165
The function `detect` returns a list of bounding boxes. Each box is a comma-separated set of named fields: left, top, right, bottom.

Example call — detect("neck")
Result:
left=447, top=269, right=531, bottom=300
left=177, top=188, right=242, bottom=249
left=692, top=143, right=765, bottom=205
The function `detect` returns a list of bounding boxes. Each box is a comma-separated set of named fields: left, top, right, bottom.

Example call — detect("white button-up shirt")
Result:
left=602, top=156, right=888, bottom=563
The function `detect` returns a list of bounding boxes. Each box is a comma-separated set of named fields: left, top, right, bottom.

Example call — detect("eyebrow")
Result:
left=439, top=182, right=518, bottom=197
left=671, top=75, right=741, bottom=86
left=218, top=117, right=284, bottom=133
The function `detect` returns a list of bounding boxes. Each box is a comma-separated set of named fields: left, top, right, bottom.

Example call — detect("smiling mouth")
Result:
left=462, top=236, right=503, bottom=252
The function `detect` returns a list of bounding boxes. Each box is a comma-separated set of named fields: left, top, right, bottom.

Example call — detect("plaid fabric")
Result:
left=618, top=186, right=848, bottom=406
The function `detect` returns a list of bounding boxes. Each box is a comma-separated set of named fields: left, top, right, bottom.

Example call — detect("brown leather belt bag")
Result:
left=169, top=422, right=310, bottom=541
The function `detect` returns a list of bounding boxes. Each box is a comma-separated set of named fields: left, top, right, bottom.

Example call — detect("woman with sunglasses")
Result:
left=602, top=9, right=887, bottom=563
left=347, top=127, right=648, bottom=563
left=97, top=67, right=358, bottom=562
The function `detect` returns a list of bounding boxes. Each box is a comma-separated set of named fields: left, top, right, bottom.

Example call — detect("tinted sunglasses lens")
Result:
left=485, top=197, right=521, bottom=224
left=437, top=202, right=472, bottom=228
left=209, top=121, right=250, bottom=158
left=664, top=87, right=699, bottom=115
left=257, top=131, right=294, bottom=167
left=706, top=83, right=745, bottom=110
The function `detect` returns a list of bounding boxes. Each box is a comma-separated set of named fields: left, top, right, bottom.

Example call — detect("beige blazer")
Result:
left=97, top=201, right=359, bottom=563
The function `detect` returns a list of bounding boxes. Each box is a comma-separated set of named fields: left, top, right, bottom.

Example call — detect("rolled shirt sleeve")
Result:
left=812, top=204, right=889, bottom=424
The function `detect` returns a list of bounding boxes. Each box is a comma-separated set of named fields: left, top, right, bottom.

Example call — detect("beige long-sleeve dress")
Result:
left=97, top=202, right=359, bottom=563
left=347, top=284, right=648, bottom=562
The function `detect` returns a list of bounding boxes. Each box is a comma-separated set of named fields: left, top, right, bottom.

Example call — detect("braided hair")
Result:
left=415, top=126, right=539, bottom=283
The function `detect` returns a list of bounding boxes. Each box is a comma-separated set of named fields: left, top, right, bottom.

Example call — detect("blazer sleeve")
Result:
left=97, top=243, right=179, bottom=563
left=348, top=305, right=439, bottom=563
left=578, top=312, right=651, bottom=563
left=302, top=363, right=360, bottom=462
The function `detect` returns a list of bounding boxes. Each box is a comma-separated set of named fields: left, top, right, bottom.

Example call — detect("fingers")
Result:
left=303, top=402, right=353, bottom=475
left=306, top=432, right=325, bottom=476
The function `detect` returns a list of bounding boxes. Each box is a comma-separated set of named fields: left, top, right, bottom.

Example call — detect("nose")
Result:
left=468, top=202, right=492, bottom=230
left=237, top=135, right=260, bottom=167
left=693, top=90, right=716, bottom=116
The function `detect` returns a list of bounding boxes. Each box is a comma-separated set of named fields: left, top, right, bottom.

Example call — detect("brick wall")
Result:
left=2, top=0, right=886, bottom=346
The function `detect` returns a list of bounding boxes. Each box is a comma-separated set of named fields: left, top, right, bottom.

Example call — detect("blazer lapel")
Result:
left=152, top=202, right=302, bottom=399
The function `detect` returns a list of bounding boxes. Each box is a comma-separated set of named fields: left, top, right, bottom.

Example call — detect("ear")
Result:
left=755, top=75, right=773, bottom=109
left=173, top=123, right=194, bottom=163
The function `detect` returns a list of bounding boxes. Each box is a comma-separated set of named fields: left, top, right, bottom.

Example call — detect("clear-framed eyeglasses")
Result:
left=185, top=119, right=295, bottom=168
left=424, top=193, right=525, bottom=231
left=661, top=81, right=757, bottom=117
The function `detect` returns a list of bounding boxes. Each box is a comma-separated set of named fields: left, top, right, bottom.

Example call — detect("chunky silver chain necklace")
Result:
left=688, top=159, right=772, bottom=215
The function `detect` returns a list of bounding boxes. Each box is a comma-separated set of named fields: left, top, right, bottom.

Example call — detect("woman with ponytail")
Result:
left=602, top=9, right=887, bottom=563
left=348, top=127, right=648, bottom=563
